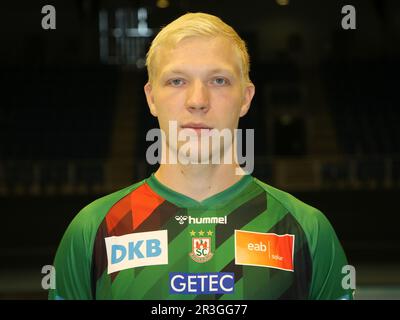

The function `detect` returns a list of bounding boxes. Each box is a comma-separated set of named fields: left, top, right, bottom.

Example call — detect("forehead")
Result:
left=155, top=36, right=242, bottom=78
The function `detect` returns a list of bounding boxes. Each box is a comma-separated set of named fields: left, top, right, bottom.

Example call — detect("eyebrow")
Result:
left=160, top=67, right=237, bottom=78
left=208, top=68, right=236, bottom=77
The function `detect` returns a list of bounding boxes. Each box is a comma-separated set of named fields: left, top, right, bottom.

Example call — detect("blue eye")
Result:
left=169, top=79, right=185, bottom=86
left=213, top=77, right=229, bottom=85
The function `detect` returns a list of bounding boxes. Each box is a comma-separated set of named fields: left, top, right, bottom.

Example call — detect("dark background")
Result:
left=0, top=0, right=399, bottom=299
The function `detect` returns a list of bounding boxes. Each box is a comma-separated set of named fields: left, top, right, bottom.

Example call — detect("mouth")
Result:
left=180, top=123, right=213, bottom=130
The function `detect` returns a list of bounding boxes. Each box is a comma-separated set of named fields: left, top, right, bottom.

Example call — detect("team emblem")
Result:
left=189, top=236, right=213, bottom=263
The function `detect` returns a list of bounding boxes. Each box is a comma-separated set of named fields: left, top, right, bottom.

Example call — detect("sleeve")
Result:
left=48, top=210, right=95, bottom=300
left=308, top=211, right=355, bottom=300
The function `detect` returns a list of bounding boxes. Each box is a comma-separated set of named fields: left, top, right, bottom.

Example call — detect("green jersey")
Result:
left=49, top=174, right=353, bottom=300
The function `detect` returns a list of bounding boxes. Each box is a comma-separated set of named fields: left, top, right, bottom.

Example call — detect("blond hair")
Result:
left=145, top=12, right=251, bottom=85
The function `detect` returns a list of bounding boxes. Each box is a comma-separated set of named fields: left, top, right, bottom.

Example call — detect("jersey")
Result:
left=48, top=173, right=354, bottom=300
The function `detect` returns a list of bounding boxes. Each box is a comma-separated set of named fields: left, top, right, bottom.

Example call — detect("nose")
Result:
left=185, top=80, right=210, bottom=113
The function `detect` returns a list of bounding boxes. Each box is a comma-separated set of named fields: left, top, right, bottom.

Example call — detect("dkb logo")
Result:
left=105, top=230, right=168, bottom=274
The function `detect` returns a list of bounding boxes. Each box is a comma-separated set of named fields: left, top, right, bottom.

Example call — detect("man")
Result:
left=49, top=12, right=354, bottom=300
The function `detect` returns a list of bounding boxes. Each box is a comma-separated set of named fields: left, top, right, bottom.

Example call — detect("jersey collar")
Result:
left=146, top=172, right=253, bottom=209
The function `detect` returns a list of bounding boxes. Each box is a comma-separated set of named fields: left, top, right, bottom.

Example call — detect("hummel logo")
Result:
left=174, top=215, right=227, bottom=225
left=175, top=216, right=188, bottom=224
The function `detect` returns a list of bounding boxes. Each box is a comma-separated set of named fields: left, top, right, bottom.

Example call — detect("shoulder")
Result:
left=252, top=177, right=335, bottom=241
left=253, top=177, right=321, bottom=218
left=65, top=180, right=146, bottom=241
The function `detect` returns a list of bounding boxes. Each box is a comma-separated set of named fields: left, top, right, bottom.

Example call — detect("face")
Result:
left=144, top=36, right=255, bottom=163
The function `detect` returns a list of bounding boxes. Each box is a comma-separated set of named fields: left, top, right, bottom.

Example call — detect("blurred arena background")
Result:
left=0, top=0, right=399, bottom=299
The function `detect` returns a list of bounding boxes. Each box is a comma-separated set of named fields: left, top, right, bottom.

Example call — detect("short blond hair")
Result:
left=145, top=12, right=251, bottom=85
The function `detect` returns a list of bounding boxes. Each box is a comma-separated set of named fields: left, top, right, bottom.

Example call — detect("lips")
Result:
left=181, top=122, right=213, bottom=130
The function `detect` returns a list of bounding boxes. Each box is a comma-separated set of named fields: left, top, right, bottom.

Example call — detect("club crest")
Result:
left=189, top=237, right=213, bottom=263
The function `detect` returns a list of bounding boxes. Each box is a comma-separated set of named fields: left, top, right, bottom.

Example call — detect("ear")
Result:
left=144, top=82, right=158, bottom=117
left=239, top=83, right=255, bottom=117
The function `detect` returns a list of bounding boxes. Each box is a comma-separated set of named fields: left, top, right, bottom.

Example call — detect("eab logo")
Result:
left=105, top=230, right=168, bottom=274
left=190, top=237, right=213, bottom=263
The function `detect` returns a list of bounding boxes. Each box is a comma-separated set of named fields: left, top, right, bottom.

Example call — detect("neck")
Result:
left=154, top=163, right=246, bottom=202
